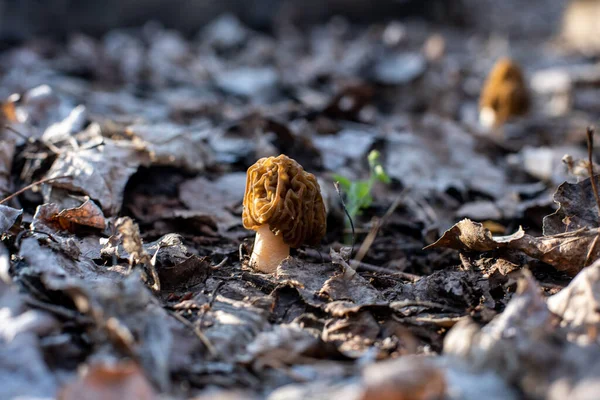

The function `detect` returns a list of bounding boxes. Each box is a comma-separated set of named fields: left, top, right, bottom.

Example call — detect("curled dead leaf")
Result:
left=43, top=140, right=140, bottom=216
left=425, top=219, right=525, bottom=252
left=0, top=204, right=22, bottom=235
left=57, top=200, right=106, bottom=231
left=509, top=228, right=600, bottom=276
left=547, top=259, right=600, bottom=345
left=322, top=312, right=380, bottom=357
left=32, top=200, right=105, bottom=234
left=157, top=255, right=211, bottom=292
left=543, top=175, right=600, bottom=235
left=427, top=219, right=599, bottom=275
left=125, top=122, right=213, bottom=173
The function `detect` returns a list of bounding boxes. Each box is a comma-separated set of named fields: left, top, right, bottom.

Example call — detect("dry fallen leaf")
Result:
left=56, top=199, right=106, bottom=231
left=360, top=357, right=446, bottom=400
left=59, top=361, right=157, bottom=400
left=179, top=174, right=244, bottom=231
left=322, top=311, right=380, bottom=357
left=547, top=259, right=600, bottom=345
left=125, top=122, right=213, bottom=173
left=444, top=272, right=600, bottom=400
left=425, top=219, right=524, bottom=252
left=44, top=140, right=140, bottom=216
left=385, top=115, right=508, bottom=199
left=427, top=219, right=600, bottom=275
left=0, top=249, right=60, bottom=399
left=0, top=204, right=22, bottom=234
left=543, top=175, right=600, bottom=235
left=32, top=200, right=105, bottom=234
left=239, top=323, right=343, bottom=370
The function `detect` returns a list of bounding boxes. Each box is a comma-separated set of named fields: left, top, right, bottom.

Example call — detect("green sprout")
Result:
left=333, top=150, right=390, bottom=243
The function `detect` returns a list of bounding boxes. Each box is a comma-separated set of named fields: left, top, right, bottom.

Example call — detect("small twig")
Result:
left=207, top=281, right=225, bottom=309
left=333, top=181, right=356, bottom=256
left=354, top=195, right=403, bottom=263
left=0, top=175, right=72, bottom=205
left=211, top=257, right=228, bottom=269
left=197, top=280, right=225, bottom=331
left=314, top=248, right=325, bottom=263
left=354, top=218, right=380, bottom=263
left=390, top=299, right=463, bottom=314
left=24, top=297, right=93, bottom=324
left=81, top=137, right=105, bottom=151
left=239, top=243, right=247, bottom=264
left=351, top=260, right=420, bottom=281
left=586, top=126, right=600, bottom=219
left=585, top=231, right=600, bottom=266
left=4, top=125, right=32, bottom=142
left=300, top=247, right=420, bottom=281
left=5, top=125, right=62, bottom=154
left=17, top=277, right=52, bottom=302
left=538, top=281, right=567, bottom=291
left=168, top=310, right=217, bottom=357
left=15, top=229, right=59, bottom=252
left=148, top=245, right=162, bottom=292
left=391, top=313, right=464, bottom=328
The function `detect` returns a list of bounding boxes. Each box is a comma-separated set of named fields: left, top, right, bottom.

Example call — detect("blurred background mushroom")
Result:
left=479, top=58, right=530, bottom=128
left=561, top=0, right=600, bottom=54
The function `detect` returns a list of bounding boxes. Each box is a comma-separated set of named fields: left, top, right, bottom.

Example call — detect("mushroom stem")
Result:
left=249, top=225, right=290, bottom=273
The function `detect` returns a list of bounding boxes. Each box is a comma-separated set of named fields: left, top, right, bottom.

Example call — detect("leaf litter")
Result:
left=1, top=2, right=600, bottom=399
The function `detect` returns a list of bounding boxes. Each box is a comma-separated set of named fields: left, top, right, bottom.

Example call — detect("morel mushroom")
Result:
left=479, top=58, right=530, bottom=128
left=243, top=155, right=327, bottom=273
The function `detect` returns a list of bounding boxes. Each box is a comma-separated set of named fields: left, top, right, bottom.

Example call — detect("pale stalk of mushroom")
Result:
left=249, top=225, right=290, bottom=273
left=479, top=106, right=496, bottom=129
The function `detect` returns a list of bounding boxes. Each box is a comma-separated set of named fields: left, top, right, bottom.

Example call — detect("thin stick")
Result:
left=4, top=125, right=32, bottom=142
left=354, top=218, right=380, bottom=263
left=586, top=126, right=600, bottom=218
left=212, top=257, right=228, bottom=269
left=351, top=260, right=420, bottom=281
left=333, top=181, right=355, bottom=256
left=354, top=195, right=403, bottom=262
left=5, top=125, right=62, bottom=154
left=299, top=247, right=421, bottom=281
left=584, top=232, right=600, bottom=266
left=24, top=297, right=93, bottom=324
left=538, top=281, right=567, bottom=291
left=390, top=299, right=463, bottom=314
left=0, top=175, right=72, bottom=205
left=168, top=310, right=217, bottom=357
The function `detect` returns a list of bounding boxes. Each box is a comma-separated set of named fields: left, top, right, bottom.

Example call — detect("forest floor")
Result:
left=2, top=2, right=600, bottom=399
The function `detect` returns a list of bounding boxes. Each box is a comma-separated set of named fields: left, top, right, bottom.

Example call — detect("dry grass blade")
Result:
left=355, top=195, right=403, bottom=262
left=586, top=126, right=600, bottom=219
left=168, top=310, right=217, bottom=357
left=333, top=181, right=356, bottom=256
left=0, top=175, right=72, bottom=205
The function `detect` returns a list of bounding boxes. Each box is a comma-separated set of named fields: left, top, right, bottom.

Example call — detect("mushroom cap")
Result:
left=485, top=58, right=525, bottom=84
left=479, top=58, right=530, bottom=124
left=243, top=154, right=327, bottom=248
